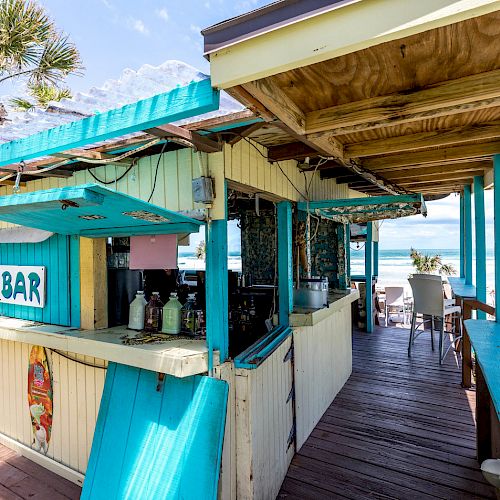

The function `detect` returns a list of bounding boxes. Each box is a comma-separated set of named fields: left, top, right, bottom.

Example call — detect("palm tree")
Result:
left=410, top=248, right=456, bottom=276
left=0, top=0, right=82, bottom=109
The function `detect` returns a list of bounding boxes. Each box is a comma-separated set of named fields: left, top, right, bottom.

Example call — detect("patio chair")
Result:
left=408, top=275, right=463, bottom=364
left=384, top=286, right=407, bottom=326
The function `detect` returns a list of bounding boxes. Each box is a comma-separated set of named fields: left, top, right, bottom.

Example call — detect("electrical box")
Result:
left=192, top=177, right=214, bottom=204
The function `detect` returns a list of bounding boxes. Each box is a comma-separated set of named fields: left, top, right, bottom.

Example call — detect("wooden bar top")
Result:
left=0, top=316, right=217, bottom=378
left=448, top=277, right=477, bottom=299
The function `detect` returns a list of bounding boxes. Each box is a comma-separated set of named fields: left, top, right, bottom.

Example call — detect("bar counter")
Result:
left=0, top=316, right=217, bottom=377
left=290, top=289, right=359, bottom=327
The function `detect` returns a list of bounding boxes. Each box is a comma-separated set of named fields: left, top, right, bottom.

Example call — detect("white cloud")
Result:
left=190, top=24, right=201, bottom=34
left=128, top=18, right=150, bottom=36
left=156, top=8, right=169, bottom=22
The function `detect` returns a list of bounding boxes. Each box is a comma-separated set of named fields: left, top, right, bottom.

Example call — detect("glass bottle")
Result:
left=161, top=292, right=183, bottom=335
left=144, top=292, right=163, bottom=333
left=181, top=293, right=197, bottom=335
left=128, top=291, right=147, bottom=330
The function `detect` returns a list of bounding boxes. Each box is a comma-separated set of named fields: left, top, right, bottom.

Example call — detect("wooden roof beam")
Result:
left=145, top=123, right=222, bottom=153
left=395, top=170, right=485, bottom=185
left=345, top=120, right=500, bottom=158
left=382, top=161, right=490, bottom=180
left=242, top=78, right=408, bottom=195
left=227, top=122, right=265, bottom=146
left=363, top=141, right=500, bottom=171
left=268, top=142, right=318, bottom=161
left=306, top=69, right=500, bottom=136
left=0, top=79, right=219, bottom=168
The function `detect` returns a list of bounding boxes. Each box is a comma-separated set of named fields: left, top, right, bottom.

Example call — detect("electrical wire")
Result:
left=50, top=349, right=107, bottom=369
left=148, top=141, right=168, bottom=202
left=75, top=138, right=160, bottom=164
left=88, top=159, right=137, bottom=185
left=220, top=131, right=308, bottom=200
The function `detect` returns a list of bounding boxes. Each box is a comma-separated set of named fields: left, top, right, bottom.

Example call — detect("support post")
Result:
left=373, top=241, right=379, bottom=278
left=459, top=193, right=465, bottom=279
left=80, top=237, right=108, bottom=330
left=206, top=182, right=229, bottom=367
left=346, top=223, right=351, bottom=280
left=463, top=184, right=473, bottom=286
left=277, top=201, right=293, bottom=326
left=494, top=155, right=500, bottom=322
left=365, top=222, right=374, bottom=333
left=474, top=176, right=487, bottom=319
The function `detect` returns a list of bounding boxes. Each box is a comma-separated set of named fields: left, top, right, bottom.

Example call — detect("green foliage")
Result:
left=11, top=82, right=71, bottom=109
left=0, top=0, right=82, bottom=107
left=409, top=248, right=456, bottom=276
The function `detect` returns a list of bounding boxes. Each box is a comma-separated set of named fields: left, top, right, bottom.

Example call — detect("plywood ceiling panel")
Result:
left=270, top=11, right=500, bottom=112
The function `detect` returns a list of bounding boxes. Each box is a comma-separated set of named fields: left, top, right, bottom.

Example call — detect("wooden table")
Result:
left=449, top=277, right=477, bottom=388
left=464, top=319, right=500, bottom=463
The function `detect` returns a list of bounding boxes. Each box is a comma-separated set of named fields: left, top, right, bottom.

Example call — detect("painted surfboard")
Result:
left=28, top=346, right=53, bottom=455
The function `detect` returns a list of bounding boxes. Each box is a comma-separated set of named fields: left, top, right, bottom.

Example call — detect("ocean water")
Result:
left=178, top=248, right=495, bottom=295
left=351, top=248, right=495, bottom=301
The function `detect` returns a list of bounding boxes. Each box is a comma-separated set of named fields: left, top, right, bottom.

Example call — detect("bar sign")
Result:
left=0, top=266, right=46, bottom=308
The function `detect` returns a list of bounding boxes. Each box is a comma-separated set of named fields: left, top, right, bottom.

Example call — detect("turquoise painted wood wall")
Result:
left=0, top=234, right=80, bottom=326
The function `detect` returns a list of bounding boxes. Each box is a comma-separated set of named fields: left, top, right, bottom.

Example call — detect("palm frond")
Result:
left=10, top=95, right=34, bottom=110
left=439, top=264, right=457, bottom=276
left=0, top=0, right=82, bottom=87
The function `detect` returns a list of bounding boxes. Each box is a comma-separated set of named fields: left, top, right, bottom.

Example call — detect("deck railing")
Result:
left=461, top=298, right=495, bottom=388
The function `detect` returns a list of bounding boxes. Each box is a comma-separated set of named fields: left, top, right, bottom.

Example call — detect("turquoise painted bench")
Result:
left=82, top=362, right=228, bottom=500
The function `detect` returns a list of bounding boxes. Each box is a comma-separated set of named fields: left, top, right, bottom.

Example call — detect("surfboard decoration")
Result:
left=28, top=346, right=53, bottom=455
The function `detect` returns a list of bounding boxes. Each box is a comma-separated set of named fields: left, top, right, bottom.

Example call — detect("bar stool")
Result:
left=408, top=275, right=463, bottom=364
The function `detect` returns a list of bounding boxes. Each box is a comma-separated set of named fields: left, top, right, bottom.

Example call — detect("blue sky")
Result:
left=39, top=0, right=270, bottom=92
left=29, top=1, right=495, bottom=252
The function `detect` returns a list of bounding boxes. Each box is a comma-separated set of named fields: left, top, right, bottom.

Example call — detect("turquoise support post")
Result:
left=459, top=193, right=465, bottom=279
left=277, top=202, right=293, bottom=326
left=206, top=182, right=229, bottom=366
left=365, top=222, right=374, bottom=333
left=474, top=176, right=487, bottom=318
left=494, top=155, right=500, bottom=323
left=464, top=184, right=473, bottom=286
left=373, top=241, right=379, bottom=278
left=346, top=223, right=351, bottom=282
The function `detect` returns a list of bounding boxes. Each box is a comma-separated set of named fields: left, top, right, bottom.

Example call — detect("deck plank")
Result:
left=278, top=325, right=496, bottom=499
left=0, top=444, right=81, bottom=499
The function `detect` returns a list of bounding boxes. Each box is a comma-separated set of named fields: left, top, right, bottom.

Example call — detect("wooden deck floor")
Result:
left=278, top=325, right=496, bottom=499
left=0, top=444, right=81, bottom=499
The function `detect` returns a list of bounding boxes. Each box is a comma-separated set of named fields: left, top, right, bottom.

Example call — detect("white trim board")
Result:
left=209, top=0, right=500, bottom=88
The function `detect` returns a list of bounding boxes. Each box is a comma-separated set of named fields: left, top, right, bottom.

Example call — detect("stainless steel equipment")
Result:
left=293, top=277, right=329, bottom=309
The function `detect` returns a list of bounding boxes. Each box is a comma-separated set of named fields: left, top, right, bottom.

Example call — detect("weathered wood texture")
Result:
left=278, top=325, right=496, bottom=499
left=224, top=140, right=353, bottom=202
left=0, top=340, right=107, bottom=476
left=235, top=11, right=500, bottom=196
left=214, top=362, right=237, bottom=500
left=293, top=306, right=352, bottom=449
left=0, top=443, right=81, bottom=499
left=80, top=238, right=107, bottom=330
left=235, top=337, right=295, bottom=500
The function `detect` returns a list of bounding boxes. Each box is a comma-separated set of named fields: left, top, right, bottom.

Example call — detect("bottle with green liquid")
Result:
left=161, top=292, right=182, bottom=335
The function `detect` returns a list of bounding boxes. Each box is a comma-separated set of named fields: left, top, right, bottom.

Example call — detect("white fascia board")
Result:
left=210, top=0, right=500, bottom=89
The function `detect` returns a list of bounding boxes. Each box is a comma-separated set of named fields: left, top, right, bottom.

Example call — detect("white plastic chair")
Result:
left=384, top=286, right=407, bottom=326
left=408, top=275, right=463, bottom=364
